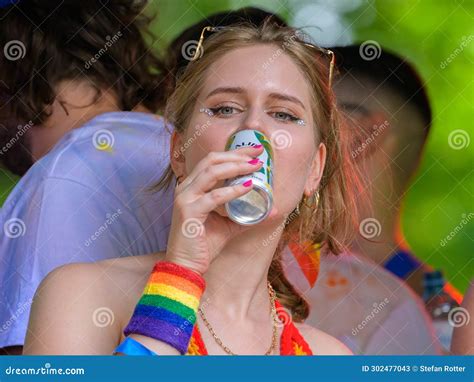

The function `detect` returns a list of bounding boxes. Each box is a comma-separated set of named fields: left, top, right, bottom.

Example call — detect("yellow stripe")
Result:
left=144, top=283, right=200, bottom=310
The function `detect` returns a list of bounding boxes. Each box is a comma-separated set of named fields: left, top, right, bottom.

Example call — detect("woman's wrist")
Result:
left=163, top=255, right=206, bottom=276
left=121, top=260, right=206, bottom=354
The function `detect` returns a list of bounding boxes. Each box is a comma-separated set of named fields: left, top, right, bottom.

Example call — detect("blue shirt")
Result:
left=0, top=111, right=174, bottom=347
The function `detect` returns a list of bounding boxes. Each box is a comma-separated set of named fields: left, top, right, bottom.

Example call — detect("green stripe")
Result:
left=138, top=294, right=196, bottom=322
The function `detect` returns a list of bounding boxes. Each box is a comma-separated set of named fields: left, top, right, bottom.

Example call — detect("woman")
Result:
left=24, top=22, right=359, bottom=355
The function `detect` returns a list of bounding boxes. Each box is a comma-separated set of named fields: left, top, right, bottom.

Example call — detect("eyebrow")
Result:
left=206, top=87, right=306, bottom=111
left=206, top=87, right=245, bottom=98
left=268, top=92, right=306, bottom=111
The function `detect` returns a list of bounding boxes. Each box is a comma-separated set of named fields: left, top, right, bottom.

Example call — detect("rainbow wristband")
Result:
left=123, top=261, right=206, bottom=354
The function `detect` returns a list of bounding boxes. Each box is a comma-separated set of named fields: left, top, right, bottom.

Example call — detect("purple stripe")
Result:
left=124, top=316, right=194, bottom=354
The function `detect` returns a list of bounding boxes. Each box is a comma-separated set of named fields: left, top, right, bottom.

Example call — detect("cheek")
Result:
left=272, top=136, right=314, bottom=210
left=182, top=118, right=228, bottom=175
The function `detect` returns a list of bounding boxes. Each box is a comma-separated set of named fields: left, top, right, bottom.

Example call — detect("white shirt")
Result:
left=0, top=111, right=174, bottom=347
left=283, top=249, right=442, bottom=354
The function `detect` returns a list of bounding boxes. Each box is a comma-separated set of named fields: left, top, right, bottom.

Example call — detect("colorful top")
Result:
left=115, top=299, right=313, bottom=356
left=185, top=300, right=313, bottom=355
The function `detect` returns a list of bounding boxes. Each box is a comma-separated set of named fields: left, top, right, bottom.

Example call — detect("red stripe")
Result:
left=153, top=261, right=206, bottom=290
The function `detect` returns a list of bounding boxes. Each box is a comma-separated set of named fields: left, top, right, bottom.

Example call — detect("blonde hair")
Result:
left=155, top=21, right=362, bottom=321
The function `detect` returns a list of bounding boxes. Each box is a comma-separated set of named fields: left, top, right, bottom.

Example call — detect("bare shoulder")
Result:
left=24, top=252, right=165, bottom=354
left=294, top=322, right=353, bottom=355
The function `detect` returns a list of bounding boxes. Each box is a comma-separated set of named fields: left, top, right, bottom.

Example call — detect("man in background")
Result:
left=0, top=0, right=171, bottom=355
left=285, top=45, right=451, bottom=354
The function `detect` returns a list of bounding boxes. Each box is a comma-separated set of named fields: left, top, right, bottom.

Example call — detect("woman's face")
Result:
left=173, top=44, right=326, bottom=220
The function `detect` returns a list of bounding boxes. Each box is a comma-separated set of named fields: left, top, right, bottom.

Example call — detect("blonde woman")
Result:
left=24, top=22, right=360, bottom=355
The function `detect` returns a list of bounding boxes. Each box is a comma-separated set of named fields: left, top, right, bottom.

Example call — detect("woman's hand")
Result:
left=165, top=145, right=275, bottom=275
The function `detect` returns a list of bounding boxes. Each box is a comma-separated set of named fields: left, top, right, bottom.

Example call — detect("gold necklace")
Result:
left=197, top=281, right=279, bottom=355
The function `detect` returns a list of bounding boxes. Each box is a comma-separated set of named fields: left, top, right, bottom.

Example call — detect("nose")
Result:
left=236, top=106, right=271, bottom=138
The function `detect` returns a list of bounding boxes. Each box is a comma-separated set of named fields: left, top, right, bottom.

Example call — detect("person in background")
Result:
left=0, top=0, right=172, bottom=355
left=284, top=45, right=448, bottom=354
left=451, top=280, right=473, bottom=355
left=330, top=46, right=462, bottom=305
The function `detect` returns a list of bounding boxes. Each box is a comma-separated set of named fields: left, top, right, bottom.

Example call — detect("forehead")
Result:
left=200, top=44, right=312, bottom=102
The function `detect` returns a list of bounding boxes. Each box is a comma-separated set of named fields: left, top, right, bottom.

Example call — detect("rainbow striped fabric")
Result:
left=123, top=261, right=206, bottom=354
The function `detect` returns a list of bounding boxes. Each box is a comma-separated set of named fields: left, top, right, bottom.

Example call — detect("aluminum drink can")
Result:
left=224, top=129, right=274, bottom=225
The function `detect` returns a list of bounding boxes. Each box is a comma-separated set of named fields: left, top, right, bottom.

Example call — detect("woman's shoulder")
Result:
left=293, top=322, right=353, bottom=355
left=42, top=252, right=165, bottom=295
left=24, top=252, right=165, bottom=354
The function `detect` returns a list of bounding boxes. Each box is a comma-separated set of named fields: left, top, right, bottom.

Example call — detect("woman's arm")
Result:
left=24, top=259, right=187, bottom=355
left=23, top=263, right=120, bottom=355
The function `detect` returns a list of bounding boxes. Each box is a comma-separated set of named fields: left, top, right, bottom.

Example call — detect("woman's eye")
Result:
left=271, top=111, right=300, bottom=123
left=209, top=106, right=239, bottom=116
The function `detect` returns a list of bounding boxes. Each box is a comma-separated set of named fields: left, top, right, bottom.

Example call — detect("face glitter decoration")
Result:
left=199, top=108, right=214, bottom=117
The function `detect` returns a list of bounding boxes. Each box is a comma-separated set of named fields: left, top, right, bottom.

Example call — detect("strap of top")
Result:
left=275, top=300, right=313, bottom=355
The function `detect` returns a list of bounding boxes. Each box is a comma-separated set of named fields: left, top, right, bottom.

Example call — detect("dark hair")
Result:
left=0, top=0, right=166, bottom=175
left=331, top=45, right=432, bottom=130
left=161, top=7, right=287, bottom=100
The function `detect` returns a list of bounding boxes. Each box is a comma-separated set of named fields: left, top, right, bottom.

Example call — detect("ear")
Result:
left=170, top=130, right=187, bottom=179
left=304, top=142, right=326, bottom=197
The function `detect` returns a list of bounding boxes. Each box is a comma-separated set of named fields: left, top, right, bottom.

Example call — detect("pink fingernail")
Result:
left=243, top=179, right=253, bottom=187
left=253, top=144, right=263, bottom=149
left=248, top=158, right=261, bottom=165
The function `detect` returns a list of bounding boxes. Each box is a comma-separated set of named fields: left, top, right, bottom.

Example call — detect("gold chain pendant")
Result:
left=197, top=282, right=279, bottom=355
